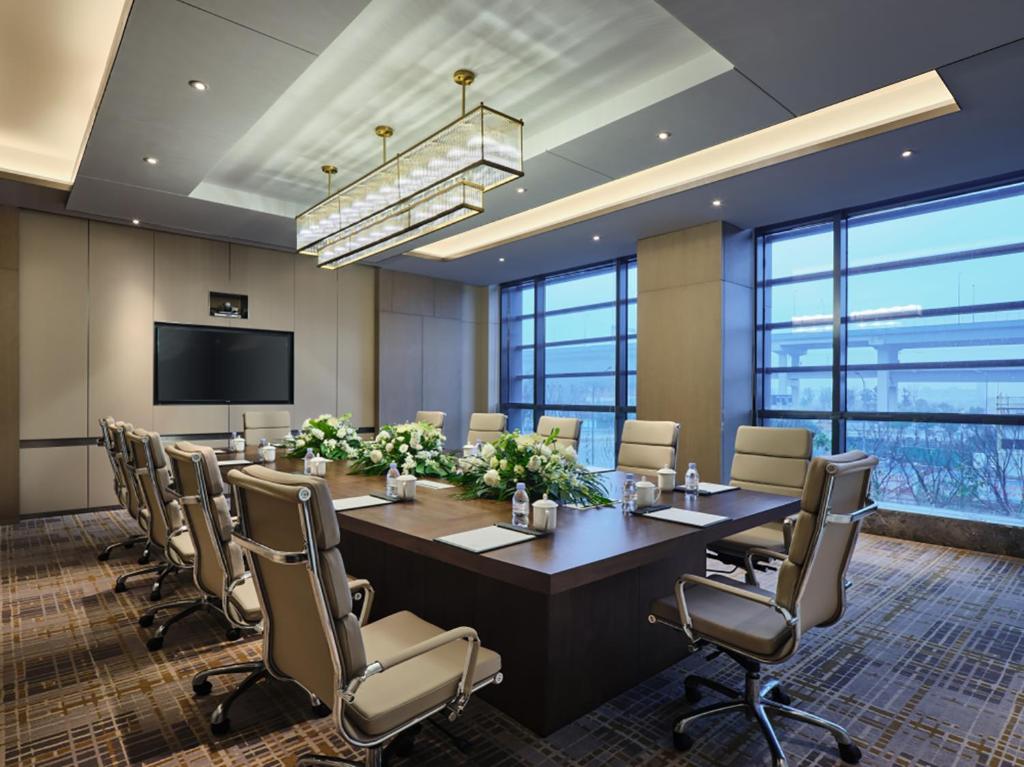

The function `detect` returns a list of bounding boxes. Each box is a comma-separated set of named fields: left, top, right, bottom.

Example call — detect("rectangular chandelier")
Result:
left=296, top=103, right=523, bottom=268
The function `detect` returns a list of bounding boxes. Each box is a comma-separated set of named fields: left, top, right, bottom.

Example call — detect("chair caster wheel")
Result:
left=146, top=636, right=163, bottom=651
left=684, top=682, right=702, bottom=704
left=114, top=581, right=127, bottom=593
left=98, top=551, right=110, bottom=562
left=672, top=731, right=694, bottom=752
left=225, top=627, right=242, bottom=641
left=138, top=614, right=154, bottom=628
left=149, top=589, right=161, bottom=602
left=838, top=742, right=862, bottom=764
left=193, top=680, right=213, bottom=697
left=311, top=702, right=331, bottom=718
left=768, top=686, right=791, bottom=706
left=211, top=718, right=230, bottom=736
left=137, top=554, right=151, bottom=565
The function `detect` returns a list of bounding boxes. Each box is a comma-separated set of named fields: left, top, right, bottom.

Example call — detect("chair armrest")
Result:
left=744, top=546, right=788, bottom=576
left=782, top=515, right=795, bottom=550
left=222, top=572, right=261, bottom=630
left=828, top=499, right=878, bottom=524
left=674, top=574, right=796, bottom=642
left=347, top=578, right=375, bottom=625
left=232, top=531, right=308, bottom=564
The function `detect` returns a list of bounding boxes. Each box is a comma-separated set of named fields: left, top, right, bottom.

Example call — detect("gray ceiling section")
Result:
left=655, top=0, right=1024, bottom=114
left=386, top=36, right=1024, bottom=285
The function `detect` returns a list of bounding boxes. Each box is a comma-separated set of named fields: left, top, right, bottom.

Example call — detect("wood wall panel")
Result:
left=338, top=265, right=376, bottom=428
left=18, top=212, right=88, bottom=439
left=20, top=447, right=87, bottom=515
left=88, top=222, right=155, bottom=436
left=154, top=233, right=229, bottom=325
left=228, top=244, right=294, bottom=332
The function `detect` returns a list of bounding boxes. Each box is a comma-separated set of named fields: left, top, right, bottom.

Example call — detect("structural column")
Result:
left=636, top=221, right=753, bottom=482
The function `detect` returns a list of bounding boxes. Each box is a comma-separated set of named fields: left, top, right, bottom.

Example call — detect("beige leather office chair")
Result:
left=228, top=463, right=503, bottom=766
left=466, top=412, right=507, bottom=445
left=243, top=410, right=292, bottom=443
left=617, top=420, right=680, bottom=474
left=536, top=415, right=582, bottom=450
left=648, top=451, right=877, bottom=767
left=96, top=417, right=149, bottom=562
left=414, top=410, right=446, bottom=429
left=708, top=426, right=812, bottom=584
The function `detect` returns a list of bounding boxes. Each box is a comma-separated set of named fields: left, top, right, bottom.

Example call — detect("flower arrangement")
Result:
left=285, top=413, right=363, bottom=461
left=450, top=430, right=612, bottom=506
left=349, top=421, right=455, bottom=477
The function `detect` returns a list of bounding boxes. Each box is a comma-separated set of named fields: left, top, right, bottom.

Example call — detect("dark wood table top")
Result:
left=221, top=448, right=798, bottom=595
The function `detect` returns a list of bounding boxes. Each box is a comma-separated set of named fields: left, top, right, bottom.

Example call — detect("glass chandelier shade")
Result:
left=297, top=104, right=523, bottom=268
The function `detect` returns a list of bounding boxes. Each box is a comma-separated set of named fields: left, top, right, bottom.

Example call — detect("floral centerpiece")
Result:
left=349, top=422, right=455, bottom=477
left=285, top=413, right=363, bottom=461
left=450, top=431, right=612, bottom=506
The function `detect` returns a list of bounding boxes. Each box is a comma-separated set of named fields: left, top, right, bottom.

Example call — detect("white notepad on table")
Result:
left=697, top=482, right=740, bottom=495
left=218, top=459, right=251, bottom=467
left=436, top=526, right=536, bottom=554
left=333, top=495, right=393, bottom=511
left=644, top=508, right=728, bottom=527
left=417, top=480, right=454, bottom=490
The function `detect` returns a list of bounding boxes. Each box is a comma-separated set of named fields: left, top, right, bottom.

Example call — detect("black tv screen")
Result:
left=154, top=323, right=294, bottom=405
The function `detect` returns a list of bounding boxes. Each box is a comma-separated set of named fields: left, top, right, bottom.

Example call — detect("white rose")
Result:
left=302, top=418, right=311, bottom=429
left=378, top=430, right=391, bottom=441
left=403, top=456, right=416, bottom=470
left=499, top=459, right=508, bottom=470
left=514, top=464, right=524, bottom=475
left=369, top=449, right=383, bottom=463
left=483, top=469, right=501, bottom=487
left=490, top=457, right=499, bottom=468
left=564, top=446, right=577, bottom=461
left=417, top=450, right=429, bottom=460
left=399, top=443, right=409, bottom=454
left=387, top=442, right=394, bottom=451
left=527, top=456, right=542, bottom=472
left=481, top=442, right=496, bottom=459
left=541, top=445, right=552, bottom=457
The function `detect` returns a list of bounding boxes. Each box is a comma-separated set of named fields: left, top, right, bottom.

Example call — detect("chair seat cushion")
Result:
left=350, top=611, right=501, bottom=737
left=650, top=576, right=792, bottom=658
left=709, top=521, right=787, bottom=556
left=227, top=578, right=262, bottom=624
left=167, top=530, right=195, bottom=564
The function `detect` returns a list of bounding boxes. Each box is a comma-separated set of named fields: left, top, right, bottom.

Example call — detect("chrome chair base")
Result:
left=97, top=534, right=148, bottom=562
left=674, top=657, right=862, bottom=767
left=139, top=594, right=249, bottom=651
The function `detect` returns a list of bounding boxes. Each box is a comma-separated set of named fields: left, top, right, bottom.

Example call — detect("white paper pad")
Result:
left=562, top=501, right=615, bottom=510
left=333, top=496, right=393, bottom=511
left=417, top=480, right=454, bottom=490
left=217, top=459, right=251, bottom=467
left=582, top=465, right=615, bottom=474
left=644, top=508, right=728, bottom=527
left=698, top=482, right=739, bottom=495
left=436, top=526, right=536, bottom=553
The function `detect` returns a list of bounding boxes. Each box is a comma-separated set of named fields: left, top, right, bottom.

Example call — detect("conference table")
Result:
left=223, top=450, right=798, bottom=735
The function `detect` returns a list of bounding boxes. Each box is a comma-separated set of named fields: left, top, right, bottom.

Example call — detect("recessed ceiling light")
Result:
left=712, top=199, right=722, bottom=207
left=143, top=156, right=159, bottom=165
left=592, top=234, right=601, bottom=241
left=131, top=218, right=140, bottom=225
left=498, top=257, right=505, bottom=262
left=188, top=80, right=208, bottom=92
left=901, top=149, right=913, bottom=158
left=657, top=131, right=671, bottom=140
left=515, top=187, right=526, bottom=194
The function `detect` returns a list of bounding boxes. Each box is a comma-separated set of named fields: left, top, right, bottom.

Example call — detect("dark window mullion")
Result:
left=834, top=215, right=848, bottom=454
left=534, top=277, right=545, bottom=429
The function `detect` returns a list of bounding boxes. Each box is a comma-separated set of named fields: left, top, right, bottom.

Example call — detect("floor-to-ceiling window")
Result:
left=500, top=257, right=636, bottom=467
left=757, top=179, right=1024, bottom=523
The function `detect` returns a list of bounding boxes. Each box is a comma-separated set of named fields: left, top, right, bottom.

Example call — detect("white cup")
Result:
left=530, top=496, right=558, bottom=531
left=397, top=474, right=417, bottom=501
left=259, top=444, right=277, bottom=463
left=462, top=444, right=475, bottom=457
left=656, top=466, right=676, bottom=492
left=231, top=436, right=246, bottom=453
left=309, top=456, right=328, bottom=476
left=636, top=477, right=661, bottom=508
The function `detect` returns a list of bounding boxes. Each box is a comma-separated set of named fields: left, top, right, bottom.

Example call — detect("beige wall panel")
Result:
left=88, top=444, right=119, bottom=508
left=88, top=222, right=155, bottom=435
left=228, top=404, right=296, bottom=434
left=433, top=279, right=463, bottom=320
left=154, top=233, right=229, bottom=325
left=338, top=266, right=377, bottom=428
left=294, top=256, right=338, bottom=423
left=637, top=283, right=722, bottom=480
left=636, top=222, right=723, bottom=293
left=20, top=446, right=87, bottom=514
left=153, top=405, right=228, bottom=435
left=19, top=212, right=88, bottom=439
left=0, top=250, right=17, bottom=523
left=389, top=271, right=434, bottom=317
left=422, top=316, right=464, bottom=445
left=228, top=245, right=295, bottom=331
left=377, top=312, right=421, bottom=428
left=377, top=268, right=393, bottom=313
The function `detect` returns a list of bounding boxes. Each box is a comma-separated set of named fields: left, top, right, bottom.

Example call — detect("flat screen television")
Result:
left=154, top=323, right=294, bottom=405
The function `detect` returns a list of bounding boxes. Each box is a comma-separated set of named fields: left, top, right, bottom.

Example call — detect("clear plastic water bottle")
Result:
left=622, top=472, right=637, bottom=513
left=475, top=439, right=483, bottom=456
left=386, top=462, right=401, bottom=499
left=303, top=448, right=315, bottom=475
left=684, top=462, right=700, bottom=496
left=512, top=482, right=530, bottom=527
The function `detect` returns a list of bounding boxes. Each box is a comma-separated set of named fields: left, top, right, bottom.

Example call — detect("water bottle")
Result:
left=475, top=439, right=483, bottom=456
left=386, top=462, right=401, bottom=499
left=512, top=483, right=530, bottom=527
left=684, top=462, right=700, bottom=496
left=303, top=448, right=315, bottom=475
left=622, top=472, right=637, bottom=513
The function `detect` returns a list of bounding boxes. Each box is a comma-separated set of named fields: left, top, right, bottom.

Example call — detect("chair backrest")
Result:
left=243, top=410, right=292, bottom=443
left=617, top=420, right=680, bottom=475
left=466, top=412, right=507, bottom=445
left=99, top=417, right=129, bottom=509
left=124, top=428, right=183, bottom=549
left=729, top=425, right=812, bottom=497
left=775, top=451, right=877, bottom=635
left=165, top=441, right=242, bottom=599
left=229, top=464, right=365, bottom=710
left=536, top=415, right=582, bottom=450
left=414, top=410, right=446, bottom=429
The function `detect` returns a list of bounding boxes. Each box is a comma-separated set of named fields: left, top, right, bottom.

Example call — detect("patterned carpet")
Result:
left=2, top=511, right=1022, bottom=767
